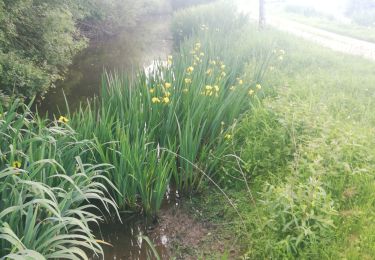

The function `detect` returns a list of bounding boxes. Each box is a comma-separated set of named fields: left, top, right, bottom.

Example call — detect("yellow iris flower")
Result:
left=12, top=161, right=22, bottom=168
left=152, top=97, right=161, bottom=103
left=58, top=116, right=69, bottom=123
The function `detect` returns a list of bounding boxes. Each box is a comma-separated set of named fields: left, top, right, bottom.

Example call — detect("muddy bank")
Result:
left=91, top=192, right=213, bottom=260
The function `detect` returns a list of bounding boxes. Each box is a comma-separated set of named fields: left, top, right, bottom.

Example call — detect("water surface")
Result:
left=37, top=13, right=172, bottom=116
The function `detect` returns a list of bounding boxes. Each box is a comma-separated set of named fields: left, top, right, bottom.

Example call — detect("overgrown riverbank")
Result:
left=2, top=0, right=375, bottom=258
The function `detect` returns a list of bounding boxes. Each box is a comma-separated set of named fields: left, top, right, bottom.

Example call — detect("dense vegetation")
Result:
left=176, top=2, right=375, bottom=259
left=0, top=101, right=118, bottom=258
left=2, top=0, right=375, bottom=258
left=0, top=0, right=267, bottom=257
left=70, top=1, right=268, bottom=215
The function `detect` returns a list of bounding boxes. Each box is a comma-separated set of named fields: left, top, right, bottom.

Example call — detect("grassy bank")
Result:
left=2, top=0, right=375, bottom=258
left=187, top=20, right=375, bottom=259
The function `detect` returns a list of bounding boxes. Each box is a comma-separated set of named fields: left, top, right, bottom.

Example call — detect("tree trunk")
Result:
left=259, top=0, right=266, bottom=29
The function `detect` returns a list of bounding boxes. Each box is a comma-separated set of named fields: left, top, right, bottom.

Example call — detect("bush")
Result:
left=0, top=0, right=87, bottom=98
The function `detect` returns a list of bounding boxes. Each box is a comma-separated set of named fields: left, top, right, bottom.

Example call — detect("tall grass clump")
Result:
left=0, top=101, right=118, bottom=258
left=70, top=1, right=275, bottom=215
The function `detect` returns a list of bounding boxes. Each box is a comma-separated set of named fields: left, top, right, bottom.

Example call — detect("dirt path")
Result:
left=235, top=1, right=375, bottom=61
left=267, top=17, right=375, bottom=61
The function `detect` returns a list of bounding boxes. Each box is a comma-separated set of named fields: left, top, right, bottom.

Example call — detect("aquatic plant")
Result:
left=0, top=101, right=118, bottom=258
left=70, top=24, right=270, bottom=215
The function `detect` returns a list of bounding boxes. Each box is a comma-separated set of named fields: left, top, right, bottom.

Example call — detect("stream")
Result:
left=91, top=187, right=181, bottom=260
left=36, top=13, right=173, bottom=116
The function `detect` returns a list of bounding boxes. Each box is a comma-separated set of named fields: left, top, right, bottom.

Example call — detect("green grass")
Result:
left=178, top=14, right=375, bottom=259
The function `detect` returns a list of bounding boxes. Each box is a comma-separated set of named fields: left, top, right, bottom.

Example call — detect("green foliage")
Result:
left=235, top=99, right=292, bottom=176
left=171, top=1, right=247, bottom=46
left=0, top=0, right=163, bottom=98
left=258, top=177, right=337, bottom=258
left=232, top=26, right=375, bottom=258
left=69, top=2, right=273, bottom=215
left=0, top=101, right=119, bottom=258
left=0, top=0, right=87, bottom=98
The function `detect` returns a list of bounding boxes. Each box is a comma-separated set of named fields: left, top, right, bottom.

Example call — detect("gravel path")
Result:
left=267, top=17, right=375, bottom=61
left=235, top=0, right=375, bottom=61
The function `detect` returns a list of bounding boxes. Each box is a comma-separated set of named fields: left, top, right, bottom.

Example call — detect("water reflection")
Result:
left=92, top=187, right=180, bottom=260
left=37, top=13, right=172, bottom=116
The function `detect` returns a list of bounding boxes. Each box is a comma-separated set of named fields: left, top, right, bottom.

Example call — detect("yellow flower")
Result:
left=256, top=84, right=262, bottom=90
left=279, top=49, right=286, bottom=55
left=206, top=69, right=212, bottom=75
left=230, top=86, right=236, bottom=91
left=224, top=134, right=232, bottom=140
left=12, top=161, right=22, bottom=169
left=184, top=78, right=192, bottom=84
left=195, top=42, right=201, bottom=49
left=214, top=85, right=219, bottom=92
left=221, top=71, right=226, bottom=77
left=238, top=79, right=243, bottom=85
left=168, top=55, right=173, bottom=60
left=163, top=96, right=170, bottom=104
left=200, top=52, right=204, bottom=57
left=221, top=64, right=226, bottom=70
left=165, top=82, right=172, bottom=89
left=205, top=85, right=213, bottom=91
left=164, top=91, right=171, bottom=97
left=183, top=88, right=189, bottom=93
left=58, top=116, right=69, bottom=123
left=186, top=66, right=194, bottom=73
left=210, top=60, right=216, bottom=65
left=149, top=88, right=155, bottom=94
left=152, top=97, right=161, bottom=103
left=248, top=89, right=254, bottom=96
left=278, top=56, right=284, bottom=61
